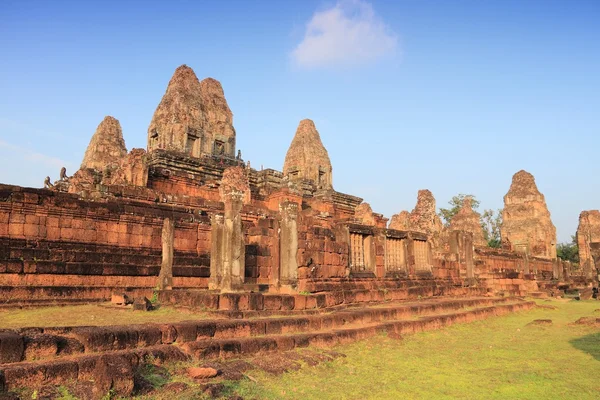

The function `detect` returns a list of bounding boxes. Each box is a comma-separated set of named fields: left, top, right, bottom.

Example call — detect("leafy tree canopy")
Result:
left=439, top=194, right=502, bottom=249
left=556, top=235, right=579, bottom=265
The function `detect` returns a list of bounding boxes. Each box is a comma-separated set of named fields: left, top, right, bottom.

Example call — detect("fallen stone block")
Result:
left=132, top=297, right=153, bottom=311
left=111, top=293, right=131, bottom=305
left=187, top=367, right=219, bottom=379
left=93, top=355, right=134, bottom=399
left=0, top=332, right=24, bottom=364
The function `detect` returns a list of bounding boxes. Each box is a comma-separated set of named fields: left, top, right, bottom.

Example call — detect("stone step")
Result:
left=160, top=286, right=490, bottom=314
left=0, top=345, right=188, bottom=392
left=0, top=297, right=520, bottom=366
left=0, top=300, right=535, bottom=391
left=182, top=301, right=535, bottom=360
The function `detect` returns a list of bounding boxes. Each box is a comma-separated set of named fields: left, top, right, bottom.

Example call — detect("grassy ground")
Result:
left=7, top=299, right=600, bottom=399
left=0, top=304, right=211, bottom=328
left=228, top=299, right=600, bottom=400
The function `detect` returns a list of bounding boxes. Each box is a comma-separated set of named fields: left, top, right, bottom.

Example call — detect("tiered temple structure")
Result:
left=0, top=64, right=595, bottom=395
left=0, top=65, right=591, bottom=309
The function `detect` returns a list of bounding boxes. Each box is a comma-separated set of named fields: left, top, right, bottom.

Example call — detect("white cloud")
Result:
left=291, top=0, right=398, bottom=69
left=0, top=140, right=71, bottom=170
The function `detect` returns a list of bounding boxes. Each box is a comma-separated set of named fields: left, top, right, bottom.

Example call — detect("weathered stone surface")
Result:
left=449, top=197, right=486, bottom=247
left=132, top=297, right=153, bottom=311
left=187, top=367, right=219, bottom=379
left=111, top=293, right=130, bottom=305
left=390, top=190, right=443, bottom=248
left=93, top=355, right=134, bottom=398
left=283, top=119, right=332, bottom=190
left=501, top=170, right=557, bottom=259
left=354, top=202, right=376, bottom=226
left=388, top=210, right=410, bottom=231
left=200, top=77, right=236, bottom=153
left=0, top=332, right=24, bottom=363
left=105, top=148, right=148, bottom=187
left=147, top=65, right=235, bottom=158
left=219, top=166, right=250, bottom=204
left=409, top=190, right=442, bottom=237
left=577, top=210, right=600, bottom=278
left=81, top=116, right=127, bottom=171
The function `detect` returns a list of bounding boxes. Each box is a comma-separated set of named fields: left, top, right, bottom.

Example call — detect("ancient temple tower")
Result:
left=283, top=119, right=333, bottom=190
left=389, top=190, right=443, bottom=248
left=576, top=210, right=600, bottom=278
left=448, top=197, right=486, bottom=247
left=501, top=170, right=557, bottom=259
left=147, top=65, right=236, bottom=158
left=80, top=116, right=127, bottom=171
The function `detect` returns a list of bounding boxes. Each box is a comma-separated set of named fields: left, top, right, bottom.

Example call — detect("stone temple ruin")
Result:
left=0, top=65, right=596, bottom=394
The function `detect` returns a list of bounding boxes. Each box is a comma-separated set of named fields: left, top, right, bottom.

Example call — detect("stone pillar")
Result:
left=158, top=217, right=174, bottom=290
left=220, top=190, right=245, bottom=292
left=364, top=235, right=376, bottom=274
left=279, top=201, right=299, bottom=291
left=464, top=233, right=474, bottom=280
left=209, top=214, right=225, bottom=290
left=523, top=254, right=530, bottom=275
left=406, top=235, right=416, bottom=277
left=552, top=258, right=561, bottom=280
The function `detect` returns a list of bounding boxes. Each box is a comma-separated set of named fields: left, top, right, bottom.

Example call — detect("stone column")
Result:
left=552, top=258, right=560, bottom=280
left=220, top=190, right=245, bottom=292
left=279, top=201, right=299, bottom=291
left=406, top=235, right=416, bottom=277
left=209, top=214, right=225, bottom=290
left=463, top=233, right=474, bottom=280
left=157, top=217, right=174, bottom=290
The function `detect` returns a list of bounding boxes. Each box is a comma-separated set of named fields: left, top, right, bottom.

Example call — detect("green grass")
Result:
left=0, top=304, right=210, bottom=328
left=229, top=299, right=600, bottom=400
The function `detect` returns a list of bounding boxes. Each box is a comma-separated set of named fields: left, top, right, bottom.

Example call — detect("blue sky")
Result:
left=0, top=0, right=598, bottom=242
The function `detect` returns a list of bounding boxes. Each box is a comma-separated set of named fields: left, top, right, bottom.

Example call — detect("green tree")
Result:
left=439, top=194, right=503, bottom=248
left=438, top=194, right=480, bottom=227
left=481, top=209, right=502, bottom=248
left=556, top=235, right=579, bottom=265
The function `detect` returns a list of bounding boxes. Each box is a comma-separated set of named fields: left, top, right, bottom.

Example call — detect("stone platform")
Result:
left=0, top=295, right=534, bottom=392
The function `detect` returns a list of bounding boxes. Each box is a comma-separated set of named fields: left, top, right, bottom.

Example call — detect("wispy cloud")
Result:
left=291, top=0, right=398, bottom=69
left=0, top=140, right=72, bottom=170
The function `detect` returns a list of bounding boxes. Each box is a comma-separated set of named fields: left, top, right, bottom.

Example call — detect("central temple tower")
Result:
left=147, top=65, right=236, bottom=158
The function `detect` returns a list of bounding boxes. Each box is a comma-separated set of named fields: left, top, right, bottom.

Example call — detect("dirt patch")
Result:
left=527, top=319, right=553, bottom=326
left=250, top=353, right=302, bottom=375
left=537, top=304, right=558, bottom=310
left=572, top=317, right=600, bottom=327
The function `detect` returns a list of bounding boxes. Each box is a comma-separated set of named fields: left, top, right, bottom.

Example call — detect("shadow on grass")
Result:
left=570, top=332, right=600, bottom=361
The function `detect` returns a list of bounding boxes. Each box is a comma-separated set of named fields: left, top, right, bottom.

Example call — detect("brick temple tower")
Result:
left=147, top=64, right=236, bottom=159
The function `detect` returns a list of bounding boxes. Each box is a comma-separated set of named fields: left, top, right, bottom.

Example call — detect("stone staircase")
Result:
left=0, top=296, right=535, bottom=391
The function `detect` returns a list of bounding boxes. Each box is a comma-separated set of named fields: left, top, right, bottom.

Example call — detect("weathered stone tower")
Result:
left=81, top=116, right=127, bottom=172
left=576, top=210, right=600, bottom=278
left=283, top=119, right=333, bottom=190
left=449, top=197, right=486, bottom=247
left=147, top=65, right=236, bottom=158
left=501, top=170, right=557, bottom=259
